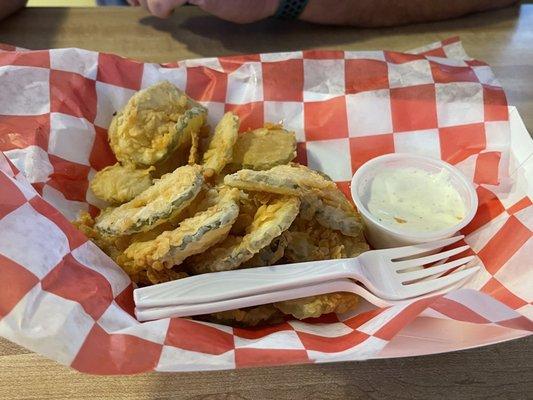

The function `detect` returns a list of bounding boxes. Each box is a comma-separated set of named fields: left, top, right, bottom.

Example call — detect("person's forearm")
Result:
left=0, top=0, right=27, bottom=20
left=299, top=0, right=519, bottom=26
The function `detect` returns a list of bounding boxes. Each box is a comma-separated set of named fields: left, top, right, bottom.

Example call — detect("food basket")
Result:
left=0, top=38, right=531, bottom=374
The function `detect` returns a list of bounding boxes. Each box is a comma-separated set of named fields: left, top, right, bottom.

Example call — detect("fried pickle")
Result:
left=149, top=106, right=208, bottom=178
left=80, top=81, right=372, bottom=327
left=188, top=196, right=300, bottom=274
left=90, top=163, right=154, bottom=204
left=73, top=211, right=132, bottom=273
left=301, top=196, right=364, bottom=237
left=95, top=164, right=203, bottom=236
left=202, top=112, right=240, bottom=174
left=145, top=268, right=189, bottom=285
left=224, top=163, right=336, bottom=197
left=285, top=217, right=368, bottom=263
left=231, top=125, right=297, bottom=170
left=200, top=304, right=285, bottom=327
left=123, top=188, right=240, bottom=271
left=225, top=163, right=363, bottom=237
left=109, top=81, right=203, bottom=166
left=274, top=292, right=359, bottom=319
left=241, top=231, right=290, bottom=268
left=276, top=218, right=367, bottom=319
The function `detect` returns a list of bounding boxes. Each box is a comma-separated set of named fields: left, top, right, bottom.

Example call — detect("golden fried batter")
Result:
left=285, top=217, right=368, bottom=262
left=79, top=80, right=372, bottom=326
left=90, top=163, right=154, bottom=204
left=230, top=190, right=275, bottom=236
left=95, top=164, right=203, bottom=236
left=274, top=292, right=359, bottom=319
left=145, top=268, right=189, bottom=285
left=301, top=195, right=364, bottom=237
left=225, top=163, right=363, bottom=237
left=202, top=112, right=240, bottom=174
left=123, top=188, right=240, bottom=271
left=231, top=125, right=297, bottom=170
left=149, top=106, right=208, bottom=178
left=109, top=81, right=203, bottom=166
left=189, top=129, right=201, bottom=165
left=74, top=211, right=134, bottom=276
left=188, top=196, right=300, bottom=274
left=275, top=218, right=367, bottom=319
left=224, top=163, right=336, bottom=197
left=73, top=211, right=99, bottom=241
left=242, top=231, right=290, bottom=268
left=201, top=304, right=285, bottom=327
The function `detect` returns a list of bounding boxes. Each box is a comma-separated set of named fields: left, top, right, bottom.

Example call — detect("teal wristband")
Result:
left=275, top=0, right=310, bottom=19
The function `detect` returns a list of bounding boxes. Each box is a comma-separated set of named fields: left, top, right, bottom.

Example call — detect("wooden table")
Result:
left=1, top=3, right=533, bottom=131
left=0, top=4, right=532, bottom=399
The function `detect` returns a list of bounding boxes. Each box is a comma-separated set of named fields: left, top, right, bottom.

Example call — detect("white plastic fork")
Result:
left=134, top=236, right=479, bottom=309
left=135, top=263, right=478, bottom=321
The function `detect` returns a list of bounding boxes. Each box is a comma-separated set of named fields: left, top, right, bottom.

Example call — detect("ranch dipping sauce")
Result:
left=367, top=167, right=466, bottom=233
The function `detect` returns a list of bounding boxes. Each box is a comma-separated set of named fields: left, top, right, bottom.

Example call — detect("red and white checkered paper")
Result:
left=0, top=38, right=531, bottom=374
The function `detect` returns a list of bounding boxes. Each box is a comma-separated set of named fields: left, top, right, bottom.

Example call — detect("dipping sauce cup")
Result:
left=351, top=154, right=478, bottom=249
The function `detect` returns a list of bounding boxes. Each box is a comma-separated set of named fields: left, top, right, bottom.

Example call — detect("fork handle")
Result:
left=134, top=257, right=364, bottom=308
left=135, top=279, right=359, bottom=321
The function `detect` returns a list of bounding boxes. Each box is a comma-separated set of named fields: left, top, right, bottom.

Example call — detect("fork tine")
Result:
left=399, top=266, right=480, bottom=298
left=394, top=245, right=471, bottom=271
left=399, top=256, right=476, bottom=282
left=384, top=235, right=464, bottom=260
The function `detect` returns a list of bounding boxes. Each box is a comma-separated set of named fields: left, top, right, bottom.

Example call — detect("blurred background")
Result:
left=28, top=1, right=129, bottom=5
left=28, top=1, right=95, bottom=5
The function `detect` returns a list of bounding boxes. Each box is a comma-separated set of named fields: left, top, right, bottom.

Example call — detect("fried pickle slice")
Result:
left=224, top=163, right=335, bottom=196
left=285, top=217, right=369, bottom=263
left=73, top=211, right=108, bottom=249
left=74, top=210, right=185, bottom=283
left=300, top=195, right=364, bottom=237
left=123, top=188, right=240, bottom=271
left=145, top=268, right=189, bottom=285
left=231, top=125, right=297, bottom=170
left=225, top=163, right=363, bottom=237
left=109, top=81, right=204, bottom=166
left=149, top=106, right=208, bottom=178
left=201, top=304, right=285, bottom=327
left=241, top=231, right=290, bottom=268
left=274, top=292, right=359, bottom=320
left=127, top=219, right=183, bottom=245
left=131, top=267, right=189, bottom=286
left=95, top=164, right=203, bottom=236
left=175, top=106, right=207, bottom=165
left=202, top=112, right=240, bottom=174
left=176, top=107, right=207, bottom=144
left=275, top=218, right=367, bottom=319
left=73, top=211, right=133, bottom=274
left=90, top=163, right=154, bottom=204
left=188, top=196, right=300, bottom=274
left=230, top=190, right=275, bottom=236
left=188, top=130, right=201, bottom=165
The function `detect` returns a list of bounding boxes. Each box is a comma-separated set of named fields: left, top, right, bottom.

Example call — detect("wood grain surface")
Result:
left=0, top=3, right=532, bottom=399
left=0, top=3, right=532, bottom=130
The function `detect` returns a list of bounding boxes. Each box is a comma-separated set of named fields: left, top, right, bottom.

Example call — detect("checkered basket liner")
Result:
left=0, top=37, right=531, bottom=374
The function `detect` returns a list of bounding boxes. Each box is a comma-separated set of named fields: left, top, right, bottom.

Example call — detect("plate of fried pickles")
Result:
left=74, top=81, right=370, bottom=327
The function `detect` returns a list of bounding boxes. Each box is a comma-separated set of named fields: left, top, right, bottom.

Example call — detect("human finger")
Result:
left=147, top=0, right=188, bottom=18
left=189, top=0, right=279, bottom=24
left=138, top=0, right=149, bottom=10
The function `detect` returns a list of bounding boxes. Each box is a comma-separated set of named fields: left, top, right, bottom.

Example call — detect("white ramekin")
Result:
left=351, top=153, right=478, bottom=249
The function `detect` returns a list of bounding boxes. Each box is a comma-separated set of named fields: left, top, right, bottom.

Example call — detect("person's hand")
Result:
left=128, top=0, right=280, bottom=23
left=128, top=0, right=520, bottom=26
